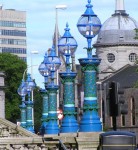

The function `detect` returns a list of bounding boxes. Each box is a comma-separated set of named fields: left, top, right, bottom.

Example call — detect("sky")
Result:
left=0, top=0, right=138, bottom=88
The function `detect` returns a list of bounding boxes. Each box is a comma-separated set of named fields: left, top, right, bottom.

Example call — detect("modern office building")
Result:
left=0, top=6, right=27, bottom=61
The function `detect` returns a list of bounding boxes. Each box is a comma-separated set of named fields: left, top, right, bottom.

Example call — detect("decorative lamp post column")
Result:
left=38, top=53, right=49, bottom=135
left=58, top=23, right=79, bottom=133
left=45, top=46, right=61, bottom=134
left=39, top=89, right=48, bottom=135
left=26, top=73, right=36, bottom=133
left=17, top=80, right=27, bottom=128
left=77, top=0, right=102, bottom=132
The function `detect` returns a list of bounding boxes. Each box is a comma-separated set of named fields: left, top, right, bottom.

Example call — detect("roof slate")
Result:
left=100, top=65, right=138, bottom=89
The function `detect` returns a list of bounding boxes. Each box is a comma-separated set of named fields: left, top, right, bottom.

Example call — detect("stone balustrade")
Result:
left=0, top=118, right=101, bottom=150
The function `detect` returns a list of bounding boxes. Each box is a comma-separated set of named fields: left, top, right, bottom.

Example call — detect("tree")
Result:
left=33, top=87, right=43, bottom=133
left=0, top=53, right=27, bottom=122
left=0, top=53, right=43, bottom=132
left=134, top=28, right=138, bottom=39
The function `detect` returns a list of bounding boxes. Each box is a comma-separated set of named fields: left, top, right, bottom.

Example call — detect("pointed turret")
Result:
left=53, top=24, right=60, bottom=55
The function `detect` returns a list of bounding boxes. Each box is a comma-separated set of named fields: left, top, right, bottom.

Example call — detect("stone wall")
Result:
left=0, top=117, right=101, bottom=150
left=0, top=72, right=5, bottom=119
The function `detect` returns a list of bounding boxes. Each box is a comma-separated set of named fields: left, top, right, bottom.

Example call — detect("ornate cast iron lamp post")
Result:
left=38, top=53, right=49, bottom=134
left=77, top=0, right=102, bottom=132
left=18, top=80, right=27, bottom=128
left=26, top=73, right=36, bottom=133
left=45, top=46, right=61, bottom=134
left=58, top=23, right=79, bottom=133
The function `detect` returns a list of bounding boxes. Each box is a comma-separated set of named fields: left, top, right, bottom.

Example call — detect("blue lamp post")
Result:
left=38, top=53, right=49, bottom=135
left=58, top=23, right=79, bottom=133
left=77, top=0, right=102, bottom=132
left=38, top=53, right=49, bottom=88
left=17, top=80, right=27, bottom=128
left=26, top=73, right=36, bottom=133
left=45, top=46, right=61, bottom=134
left=39, top=88, right=48, bottom=135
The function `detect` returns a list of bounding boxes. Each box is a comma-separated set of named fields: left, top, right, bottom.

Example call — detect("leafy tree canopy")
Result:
left=0, top=53, right=27, bottom=122
left=0, top=53, right=43, bottom=133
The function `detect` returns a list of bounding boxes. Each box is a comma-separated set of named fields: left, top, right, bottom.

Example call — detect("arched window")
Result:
left=131, top=97, right=135, bottom=126
left=102, top=100, right=105, bottom=124
left=121, top=115, right=125, bottom=126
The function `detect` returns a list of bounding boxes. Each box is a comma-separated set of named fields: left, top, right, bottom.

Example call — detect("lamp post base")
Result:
left=40, top=121, right=47, bottom=135
left=46, top=120, right=59, bottom=134
left=79, top=110, right=102, bottom=132
left=60, top=115, right=79, bottom=133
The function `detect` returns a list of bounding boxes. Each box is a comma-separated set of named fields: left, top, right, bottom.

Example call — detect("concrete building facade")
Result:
left=0, top=6, right=27, bottom=61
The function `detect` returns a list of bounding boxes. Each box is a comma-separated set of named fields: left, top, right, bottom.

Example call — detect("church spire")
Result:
left=115, top=0, right=126, bottom=14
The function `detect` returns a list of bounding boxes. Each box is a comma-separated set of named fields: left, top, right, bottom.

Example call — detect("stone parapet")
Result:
left=76, top=132, right=102, bottom=150
left=0, top=133, right=101, bottom=150
left=0, top=118, right=101, bottom=149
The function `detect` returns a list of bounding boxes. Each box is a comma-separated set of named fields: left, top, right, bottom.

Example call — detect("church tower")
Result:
left=94, top=0, right=138, bottom=80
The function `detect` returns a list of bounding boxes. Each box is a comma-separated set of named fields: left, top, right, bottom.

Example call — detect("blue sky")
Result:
left=1, top=0, right=138, bottom=88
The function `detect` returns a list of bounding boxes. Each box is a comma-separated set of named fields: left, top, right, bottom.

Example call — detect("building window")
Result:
left=110, top=117, right=113, bottom=127
left=131, top=97, right=135, bottom=126
left=0, top=21, right=26, bottom=28
left=2, top=47, right=26, bottom=54
left=0, top=30, right=26, bottom=37
left=121, top=115, right=125, bottom=126
left=129, top=53, right=137, bottom=62
left=0, top=39, right=26, bottom=45
left=107, top=53, right=115, bottom=63
left=19, top=57, right=27, bottom=62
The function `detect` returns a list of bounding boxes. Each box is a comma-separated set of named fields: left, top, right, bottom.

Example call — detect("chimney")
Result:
left=115, top=0, right=126, bottom=14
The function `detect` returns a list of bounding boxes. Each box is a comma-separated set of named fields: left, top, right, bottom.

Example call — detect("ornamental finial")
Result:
left=66, top=22, right=69, bottom=28
left=65, top=22, right=70, bottom=32
left=88, top=0, right=91, bottom=4
left=63, top=22, right=72, bottom=37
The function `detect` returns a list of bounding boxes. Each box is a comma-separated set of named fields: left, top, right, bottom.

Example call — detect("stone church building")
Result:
left=93, top=0, right=138, bottom=143
left=94, top=0, right=138, bottom=80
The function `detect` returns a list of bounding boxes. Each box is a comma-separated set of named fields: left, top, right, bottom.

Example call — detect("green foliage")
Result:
left=33, top=87, right=43, bottom=133
left=134, top=28, right=138, bottom=39
left=133, top=81, right=138, bottom=88
left=0, top=53, right=27, bottom=123
left=103, top=125, right=110, bottom=131
left=0, top=53, right=43, bottom=132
